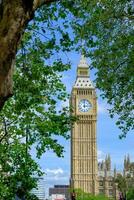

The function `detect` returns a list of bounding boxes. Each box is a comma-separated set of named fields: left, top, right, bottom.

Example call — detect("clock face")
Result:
left=78, top=99, right=92, bottom=112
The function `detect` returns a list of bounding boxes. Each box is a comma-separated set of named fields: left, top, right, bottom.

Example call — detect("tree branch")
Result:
left=33, top=0, right=59, bottom=11
left=0, top=0, right=60, bottom=110
left=0, top=117, right=8, bottom=143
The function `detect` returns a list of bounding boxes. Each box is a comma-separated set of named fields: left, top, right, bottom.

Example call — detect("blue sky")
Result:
left=35, top=51, right=134, bottom=196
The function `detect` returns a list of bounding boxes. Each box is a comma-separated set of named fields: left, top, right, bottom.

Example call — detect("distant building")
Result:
left=32, top=177, right=45, bottom=200
left=98, top=155, right=119, bottom=199
left=49, top=185, right=70, bottom=200
left=98, top=154, right=134, bottom=199
left=49, top=194, right=66, bottom=200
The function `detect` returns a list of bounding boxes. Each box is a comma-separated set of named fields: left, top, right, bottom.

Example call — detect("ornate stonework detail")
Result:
left=70, top=56, right=134, bottom=200
left=74, top=77, right=94, bottom=89
left=77, top=55, right=89, bottom=68
left=70, top=55, right=98, bottom=195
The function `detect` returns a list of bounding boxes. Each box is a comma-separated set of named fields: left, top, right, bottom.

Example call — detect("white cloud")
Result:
left=45, top=168, right=69, bottom=183
left=97, top=150, right=105, bottom=162
left=44, top=167, right=70, bottom=197
left=45, top=173, right=70, bottom=197
left=46, top=168, right=64, bottom=175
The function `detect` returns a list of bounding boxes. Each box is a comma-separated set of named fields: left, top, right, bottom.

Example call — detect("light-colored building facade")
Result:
left=98, top=154, right=134, bottom=199
left=32, top=177, right=45, bottom=200
left=98, top=156, right=119, bottom=199
left=70, top=56, right=134, bottom=199
left=70, top=55, right=98, bottom=194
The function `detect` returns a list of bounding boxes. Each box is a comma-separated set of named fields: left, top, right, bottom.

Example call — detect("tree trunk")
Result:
left=0, top=0, right=56, bottom=110
left=0, top=0, right=34, bottom=110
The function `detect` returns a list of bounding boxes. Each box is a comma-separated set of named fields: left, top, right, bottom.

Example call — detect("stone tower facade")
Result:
left=70, top=55, right=98, bottom=194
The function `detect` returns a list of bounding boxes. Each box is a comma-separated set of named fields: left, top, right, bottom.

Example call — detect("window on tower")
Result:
left=109, top=189, right=113, bottom=196
left=109, top=181, right=113, bottom=186
left=99, top=181, right=104, bottom=186
left=99, top=189, right=104, bottom=194
left=80, top=70, right=88, bottom=75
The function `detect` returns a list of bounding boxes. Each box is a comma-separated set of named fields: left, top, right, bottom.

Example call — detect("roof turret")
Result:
left=78, top=55, right=89, bottom=69
left=73, top=55, right=94, bottom=89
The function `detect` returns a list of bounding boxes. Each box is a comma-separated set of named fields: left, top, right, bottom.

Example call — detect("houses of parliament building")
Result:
left=70, top=56, right=134, bottom=199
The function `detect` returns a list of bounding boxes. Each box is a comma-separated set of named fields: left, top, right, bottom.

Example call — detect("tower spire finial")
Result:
left=73, top=51, right=94, bottom=89
left=79, top=38, right=89, bottom=71
left=78, top=54, right=88, bottom=69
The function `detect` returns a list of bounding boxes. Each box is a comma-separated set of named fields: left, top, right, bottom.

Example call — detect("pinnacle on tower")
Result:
left=126, top=154, right=130, bottom=170
left=77, top=54, right=89, bottom=78
left=124, top=155, right=127, bottom=170
left=114, top=165, right=117, bottom=178
left=107, top=154, right=111, bottom=171
left=78, top=54, right=89, bottom=68
left=101, top=160, right=105, bottom=171
left=127, top=154, right=130, bottom=164
left=74, top=55, right=93, bottom=89
left=105, top=154, right=111, bottom=171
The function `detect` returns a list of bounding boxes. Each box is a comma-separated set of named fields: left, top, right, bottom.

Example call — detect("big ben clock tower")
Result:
left=70, top=55, right=98, bottom=194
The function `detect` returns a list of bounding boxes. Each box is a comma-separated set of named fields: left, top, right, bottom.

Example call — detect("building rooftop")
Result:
left=74, top=77, right=94, bottom=89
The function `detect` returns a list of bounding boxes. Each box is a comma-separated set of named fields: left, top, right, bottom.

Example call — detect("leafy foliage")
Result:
left=116, top=174, right=127, bottom=197
left=127, top=188, right=134, bottom=200
left=116, top=171, right=134, bottom=199
left=0, top=2, right=77, bottom=198
left=72, top=188, right=111, bottom=200
left=69, top=0, right=134, bottom=137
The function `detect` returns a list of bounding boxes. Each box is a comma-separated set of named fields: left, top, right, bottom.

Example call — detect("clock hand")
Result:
left=84, top=100, right=86, bottom=108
